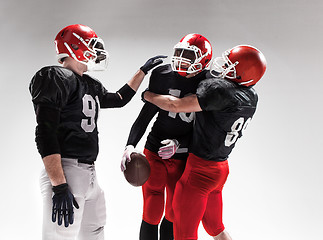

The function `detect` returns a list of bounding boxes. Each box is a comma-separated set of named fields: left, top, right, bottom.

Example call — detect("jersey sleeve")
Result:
left=124, top=67, right=161, bottom=147
left=147, top=67, right=165, bottom=94
left=34, top=105, right=61, bottom=158
left=99, top=83, right=136, bottom=108
left=126, top=102, right=158, bottom=147
left=29, top=66, right=74, bottom=158
left=196, top=78, right=237, bottom=111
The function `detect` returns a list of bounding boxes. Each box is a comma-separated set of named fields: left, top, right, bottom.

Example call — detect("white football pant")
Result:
left=39, top=158, right=106, bottom=240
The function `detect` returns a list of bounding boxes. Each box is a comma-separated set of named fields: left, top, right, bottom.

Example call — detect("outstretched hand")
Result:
left=140, top=55, right=167, bottom=74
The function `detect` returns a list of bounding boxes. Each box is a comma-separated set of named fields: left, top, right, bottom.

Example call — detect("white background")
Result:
left=0, top=0, right=322, bottom=239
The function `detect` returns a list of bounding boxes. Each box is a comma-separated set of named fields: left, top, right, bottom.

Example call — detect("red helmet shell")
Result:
left=54, top=24, right=98, bottom=63
left=171, top=33, right=213, bottom=76
left=228, top=45, right=267, bottom=86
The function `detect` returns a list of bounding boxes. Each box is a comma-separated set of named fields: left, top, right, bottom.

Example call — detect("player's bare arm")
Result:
left=42, top=154, right=66, bottom=186
left=144, top=91, right=202, bottom=113
left=126, top=70, right=146, bottom=92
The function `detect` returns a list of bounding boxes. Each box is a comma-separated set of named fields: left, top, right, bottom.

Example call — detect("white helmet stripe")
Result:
left=73, top=32, right=88, bottom=47
left=64, top=42, right=77, bottom=60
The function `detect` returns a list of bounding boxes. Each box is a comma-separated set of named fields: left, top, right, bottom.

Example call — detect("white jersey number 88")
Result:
left=225, top=117, right=252, bottom=147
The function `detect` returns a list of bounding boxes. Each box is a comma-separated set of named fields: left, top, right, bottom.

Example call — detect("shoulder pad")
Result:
left=30, top=66, right=77, bottom=108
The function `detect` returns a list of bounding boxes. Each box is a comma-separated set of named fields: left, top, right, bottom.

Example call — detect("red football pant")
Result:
left=173, top=153, right=229, bottom=240
left=142, top=148, right=186, bottom=225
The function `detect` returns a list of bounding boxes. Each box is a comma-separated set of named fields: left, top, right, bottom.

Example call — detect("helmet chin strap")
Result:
left=86, top=61, right=95, bottom=71
left=176, top=70, right=200, bottom=78
left=179, top=72, right=188, bottom=77
left=85, top=60, right=107, bottom=72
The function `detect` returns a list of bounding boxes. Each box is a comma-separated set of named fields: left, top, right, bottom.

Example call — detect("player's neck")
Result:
left=62, top=57, right=87, bottom=76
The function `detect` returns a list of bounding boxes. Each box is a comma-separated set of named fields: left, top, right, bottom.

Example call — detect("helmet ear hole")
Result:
left=60, top=29, right=66, bottom=37
left=71, top=44, right=79, bottom=50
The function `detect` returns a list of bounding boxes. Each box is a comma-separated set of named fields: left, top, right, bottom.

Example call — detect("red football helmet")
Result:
left=171, top=33, right=213, bottom=77
left=212, top=45, right=267, bottom=86
left=54, top=24, right=109, bottom=71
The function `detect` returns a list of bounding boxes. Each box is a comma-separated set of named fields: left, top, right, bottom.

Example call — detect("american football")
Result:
left=124, top=152, right=151, bottom=187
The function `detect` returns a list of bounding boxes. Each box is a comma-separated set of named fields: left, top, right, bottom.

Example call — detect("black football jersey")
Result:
left=127, top=64, right=208, bottom=160
left=30, top=66, right=135, bottom=162
left=190, top=77, right=258, bottom=161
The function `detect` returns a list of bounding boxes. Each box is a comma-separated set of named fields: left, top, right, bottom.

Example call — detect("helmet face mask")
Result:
left=88, top=37, right=106, bottom=63
left=171, top=33, right=212, bottom=77
left=212, top=50, right=239, bottom=80
left=172, top=48, right=201, bottom=74
left=211, top=45, right=267, bottom=86
left=55, top=24, right=109, bottom=71
left=83, top=36, right=108, bottom=71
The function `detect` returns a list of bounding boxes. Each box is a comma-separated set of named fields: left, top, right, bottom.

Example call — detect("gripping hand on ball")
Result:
left=140, top=55, right=167, bottom=75
left=121, top=145, right=137, bottom=171
left=52, top=183, right=79, bottom=228
left=158, top=139, right=179, bottom=159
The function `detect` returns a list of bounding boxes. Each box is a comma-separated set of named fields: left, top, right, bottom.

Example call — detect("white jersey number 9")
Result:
left=81, top=94, right=100, bottom=132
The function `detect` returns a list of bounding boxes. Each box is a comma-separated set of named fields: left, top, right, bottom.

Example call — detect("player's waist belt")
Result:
left=78, top=159, right=95, bottom=165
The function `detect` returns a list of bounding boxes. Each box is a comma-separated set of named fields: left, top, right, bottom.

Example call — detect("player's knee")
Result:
left=78, top=226, right=105, bottom=240
left=212, top=230, right=232, bottom=240
left=204, top=224, right=225, bottom=238
left=143, top=181, right=166, bottom=193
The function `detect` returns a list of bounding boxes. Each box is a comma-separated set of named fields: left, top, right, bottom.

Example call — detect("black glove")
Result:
left=52, top=183, right=79, bottom=227
left=141, top=88, right=149, bottom=103
left=140, top=55, right=167, bottom=74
